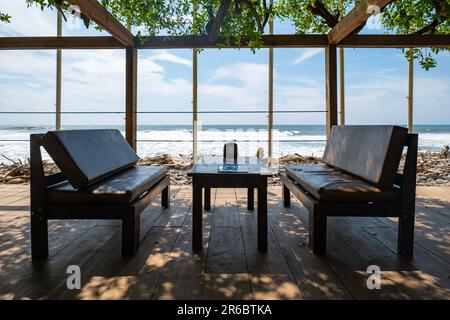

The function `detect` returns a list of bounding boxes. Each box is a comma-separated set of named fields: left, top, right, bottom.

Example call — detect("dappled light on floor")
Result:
left=0, top=185, right=449, bottom=300
left=78, top=276, right=136, bottom=300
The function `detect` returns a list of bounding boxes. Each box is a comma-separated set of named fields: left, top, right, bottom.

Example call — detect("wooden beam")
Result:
left=338, top=34, right=450, bottom=48
left=325, top=44, right=338, bottom=139
left=1, top=34, right=448, bottom=50
left=68, top=0, right=135, bottom=46
left=138, top=35, right=328, bottom=49
left=0, top=36, right=124, bottom=50
left=125, top=47, right=137, bottom=149
left=328, top=0, right=394, bottom=44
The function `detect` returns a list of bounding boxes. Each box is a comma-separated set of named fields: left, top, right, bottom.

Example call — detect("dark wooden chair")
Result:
left=281, top=125, right=417, bottom=257
left=30, top=129, right=170, bottom=260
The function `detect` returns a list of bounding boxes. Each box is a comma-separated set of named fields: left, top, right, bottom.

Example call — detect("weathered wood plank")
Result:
left=211, top=193, right=239, bottom=227
left=203, top=273, right=252, bottom=300
left=0, top=219, right=97, bottom=298
left=376, top=212, right=450, bottom=264
left=10, top=225, right=119, bottom=299
left=269, top=203, right=352, bottom=299
left=68, top=0, right=134, bottom=46
left=290, top=203, right=413, bottom=299
left=128, top=226, right=182, bottom=299
left=2, top=34, right=447, bottom=51
left=236, top=189, right=304, bottom=299
left=50, top=225, right=174, bottom=299
left=152, top=223, right=205, bottom=299
left=328, top=0, right=395, bottom=44
left=363, top=226, right=450, bottom=295
left=1, top=186, right=449, bottom=300
left=139, top=35, right=328, bottom=49
left=125, top=46, right=137, bottom=149
left=325, top=44, right=337, bottom=139
left=0, top=36, right=124, bottom=50
left=206, top=226, right=247, bottom=274
left=338, top=34, right=450, bottom=48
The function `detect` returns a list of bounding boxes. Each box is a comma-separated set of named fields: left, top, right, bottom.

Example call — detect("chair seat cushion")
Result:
left=285, top=165, right=400, bottom=203
left=47, top=166, right=167, bottom=205
left=284, top=163, right=335, bottom=173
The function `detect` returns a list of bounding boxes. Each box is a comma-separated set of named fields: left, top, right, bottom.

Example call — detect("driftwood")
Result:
left=0, top=155, right=59, bottom=184
left=1, top=147, right=449, bottom=186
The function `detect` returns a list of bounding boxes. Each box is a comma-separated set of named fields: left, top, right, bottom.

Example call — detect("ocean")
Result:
left=0, top=125, right=449, bottom=161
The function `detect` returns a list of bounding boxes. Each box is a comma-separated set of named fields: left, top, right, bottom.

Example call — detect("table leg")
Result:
left=257, top=181, right=268, bottom=252
left=192, top=180, right=203, bottom=252
left=247, top=188, right=254, bottom=211
left=204, top=187, right=211, bottom=211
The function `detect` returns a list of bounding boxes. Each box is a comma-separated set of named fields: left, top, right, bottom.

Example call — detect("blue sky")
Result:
left=1, top=0, right=449, bottom=126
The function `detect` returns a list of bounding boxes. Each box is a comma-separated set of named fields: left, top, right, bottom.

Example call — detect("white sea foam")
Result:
left=0, top=126, right=448, bottom=162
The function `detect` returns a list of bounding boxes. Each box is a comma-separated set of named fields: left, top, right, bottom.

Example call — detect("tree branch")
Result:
left=242, top=0, right=264, bottom=33
left=414, top=18, right=439, bottom=35
left=307, top=0, right=339, bottom=28
left=208, top=0, right=232, bottom=43
left=413, top=0, right=446, bottom=35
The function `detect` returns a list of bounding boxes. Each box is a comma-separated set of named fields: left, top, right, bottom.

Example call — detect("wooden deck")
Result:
left=0, top=184, right=449, bottom=300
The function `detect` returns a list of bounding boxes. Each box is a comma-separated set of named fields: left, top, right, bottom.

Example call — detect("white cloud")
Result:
left=293, top=49, right=323, bottom=65
left=0, top=0, right=56, bottom=36
left=211, top=63, right=269, bottom=88
left=0, top=51, right=56, bottom=80
left=148, top=50, right=192, bottom=67
left=345, top=74, right=450, bottom=124
left=0, top=48, right=193, bottom=121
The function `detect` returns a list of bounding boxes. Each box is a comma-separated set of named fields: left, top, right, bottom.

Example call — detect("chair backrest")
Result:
left=41, top=129, right=138, bottom=188
left=322, top=125, right=408, bottom=188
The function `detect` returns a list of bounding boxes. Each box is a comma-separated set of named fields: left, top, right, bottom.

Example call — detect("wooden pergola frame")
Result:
left=1, top=0, right=449, bottom=152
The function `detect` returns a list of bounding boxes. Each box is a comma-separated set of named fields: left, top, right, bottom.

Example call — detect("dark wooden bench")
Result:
left=281, top=125, right=418, bottom=257
left=30, top=129, right=170, bottom=260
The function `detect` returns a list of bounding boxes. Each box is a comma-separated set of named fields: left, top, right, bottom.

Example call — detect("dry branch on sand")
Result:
left=1, top=147, right=449, bottom=186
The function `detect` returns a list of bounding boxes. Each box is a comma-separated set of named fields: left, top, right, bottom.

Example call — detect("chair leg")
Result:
left=122, top=208, right=140, bottom=258
left=162, top=184, right=170, bottom=208
left=398, top=211, right=415, bottom=258
left=282, top=184, right=291, bottom=207
left=31, top=212, right=49, bottom=261
left=309, top=208, right=326, bottom=255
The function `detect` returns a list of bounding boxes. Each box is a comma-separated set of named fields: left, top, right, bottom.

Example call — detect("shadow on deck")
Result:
left=0, top=185, right=449, bottom=300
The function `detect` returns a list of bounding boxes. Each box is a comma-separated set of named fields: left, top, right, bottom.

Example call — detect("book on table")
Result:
left=218, top=164, right=249, bottom=173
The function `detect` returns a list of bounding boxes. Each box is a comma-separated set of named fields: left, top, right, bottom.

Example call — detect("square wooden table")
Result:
left=187, top=162, right=273, bottom=252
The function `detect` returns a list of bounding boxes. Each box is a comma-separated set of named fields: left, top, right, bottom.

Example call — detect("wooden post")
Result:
left=125, top=46, right=137, bottom=149
left=268, top=4, right=274, bottom=163
left=407, top=48, right=414, bottom=133
left=325, top=44, right=338, bottom=139
left=193, top=48, right=198, bottom=164
left=339, top=47, right=345, bottom=125
left=55, top=11, right=62, bottom=130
